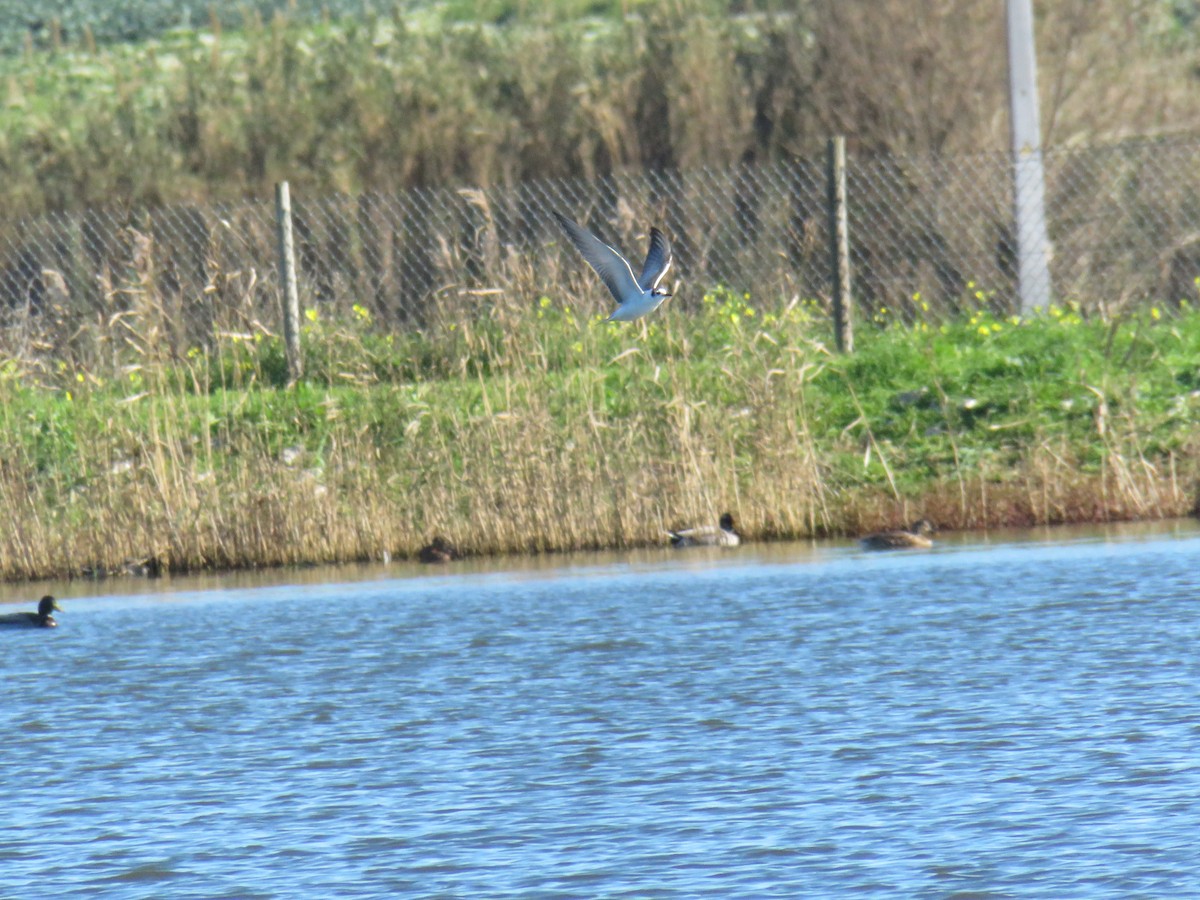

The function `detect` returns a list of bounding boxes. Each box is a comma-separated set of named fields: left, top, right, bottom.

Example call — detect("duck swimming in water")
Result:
left=417, top=537, right=461, bottom=564
left=668, top=512, right=741, bottom=548
left=0, top=595, right=61, bottom=628
left=859, top=519, right=936, bottom=550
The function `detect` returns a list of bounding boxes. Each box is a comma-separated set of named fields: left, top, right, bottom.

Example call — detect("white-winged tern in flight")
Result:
left=553, top=211, right=673, bottom=322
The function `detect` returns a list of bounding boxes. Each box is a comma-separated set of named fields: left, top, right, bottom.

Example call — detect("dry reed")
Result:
left=0, top=274, right=1196, bottom=581
left=0, top=0, right=1196, bottom=217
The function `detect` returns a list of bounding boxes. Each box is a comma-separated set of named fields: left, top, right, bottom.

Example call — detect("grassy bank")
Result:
left=0, top=289, right=1196, bottom=581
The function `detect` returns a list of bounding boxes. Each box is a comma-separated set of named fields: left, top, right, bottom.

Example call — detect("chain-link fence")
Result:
left=1, top=135, right=1197, bottom=370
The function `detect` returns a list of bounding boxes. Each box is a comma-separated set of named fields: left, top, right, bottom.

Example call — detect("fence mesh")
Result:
left=1, top=136, right=1196, bottom=370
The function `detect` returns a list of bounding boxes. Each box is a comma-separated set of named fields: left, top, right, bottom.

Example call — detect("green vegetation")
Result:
left=0, top=0, right=647, bottom=54
left=0, top=0, right=1195, bottom=215
left=0, top=1, right=1196, bottom=581
left=1, top=289, right=1195, bottom=580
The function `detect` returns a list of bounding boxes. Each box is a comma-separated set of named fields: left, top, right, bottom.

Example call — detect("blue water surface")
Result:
left=3, top=524, right=1200, bottom=898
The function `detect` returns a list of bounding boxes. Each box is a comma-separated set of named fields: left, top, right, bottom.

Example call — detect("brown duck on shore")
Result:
left=860, top=519, right=936, bottom=551
left=418, top=537, right=461, bottom=564
left=0, top=595, right=61, bottom=628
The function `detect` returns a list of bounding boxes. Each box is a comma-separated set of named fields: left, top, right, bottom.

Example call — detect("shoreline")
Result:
left=4, top=515, right=1198, bottom=605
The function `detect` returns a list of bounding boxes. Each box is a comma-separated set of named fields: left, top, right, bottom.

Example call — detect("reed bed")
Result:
left=0, top=283, right=1196, bottom=581
left=0, top=0, right=1194, bottom=216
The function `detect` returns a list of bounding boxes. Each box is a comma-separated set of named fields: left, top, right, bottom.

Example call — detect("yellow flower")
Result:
left=539, top=296, right=551, bottom=309
left=305, top=308, right=318, bottom=323
left=1008, top=315, right=1021, bottom=326
left=977, top=325, right=990, bottom=337
left=1151, top=307, right=1161, bottom=320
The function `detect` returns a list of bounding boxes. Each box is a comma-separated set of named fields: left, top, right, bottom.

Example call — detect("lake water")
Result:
left=3, top=522, right=1200, bottom=898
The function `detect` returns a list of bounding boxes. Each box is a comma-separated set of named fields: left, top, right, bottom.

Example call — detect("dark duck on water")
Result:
left=0, top=595, right=61, bottom=628
left=859, top=520, right=936, bottom=551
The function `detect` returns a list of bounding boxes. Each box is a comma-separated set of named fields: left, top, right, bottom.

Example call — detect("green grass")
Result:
left=0, top=1, right=767, bottom=213
left=0, top=288, right=1195, bottom=580
left=2, top=0, right=1196, bottom=219
left=0, top=0, right=663, bottom=55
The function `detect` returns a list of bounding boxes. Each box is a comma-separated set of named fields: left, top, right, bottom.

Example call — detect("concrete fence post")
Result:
left=275, top=181, right=303, bottom=382
left=1006, top=0, right=1053, bottom=313
left=827, top=136, right=853, bottom=353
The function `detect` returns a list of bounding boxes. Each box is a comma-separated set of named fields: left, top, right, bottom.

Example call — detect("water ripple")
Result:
left=3, top=534, right=1200, bottom=896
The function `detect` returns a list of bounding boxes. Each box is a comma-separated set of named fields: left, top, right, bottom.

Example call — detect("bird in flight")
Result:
left=553, top=211, right=673, bottom=322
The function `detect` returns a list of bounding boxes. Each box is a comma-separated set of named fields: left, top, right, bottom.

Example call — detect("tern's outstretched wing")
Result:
left=637, top=227, right=672, bottom=292
left=553, top=212, right=641, bottom=307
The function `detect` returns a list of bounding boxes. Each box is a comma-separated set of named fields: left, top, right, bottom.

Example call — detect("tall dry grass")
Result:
left=0, top=273, right=1197, bottom=581
left=1, top=0, right=1197, bottom=216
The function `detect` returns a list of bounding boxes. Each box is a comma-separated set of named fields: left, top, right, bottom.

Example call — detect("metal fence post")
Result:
left=827, top=136, right=853, bottom=353
left=275, top=181, right=303, bottom=382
